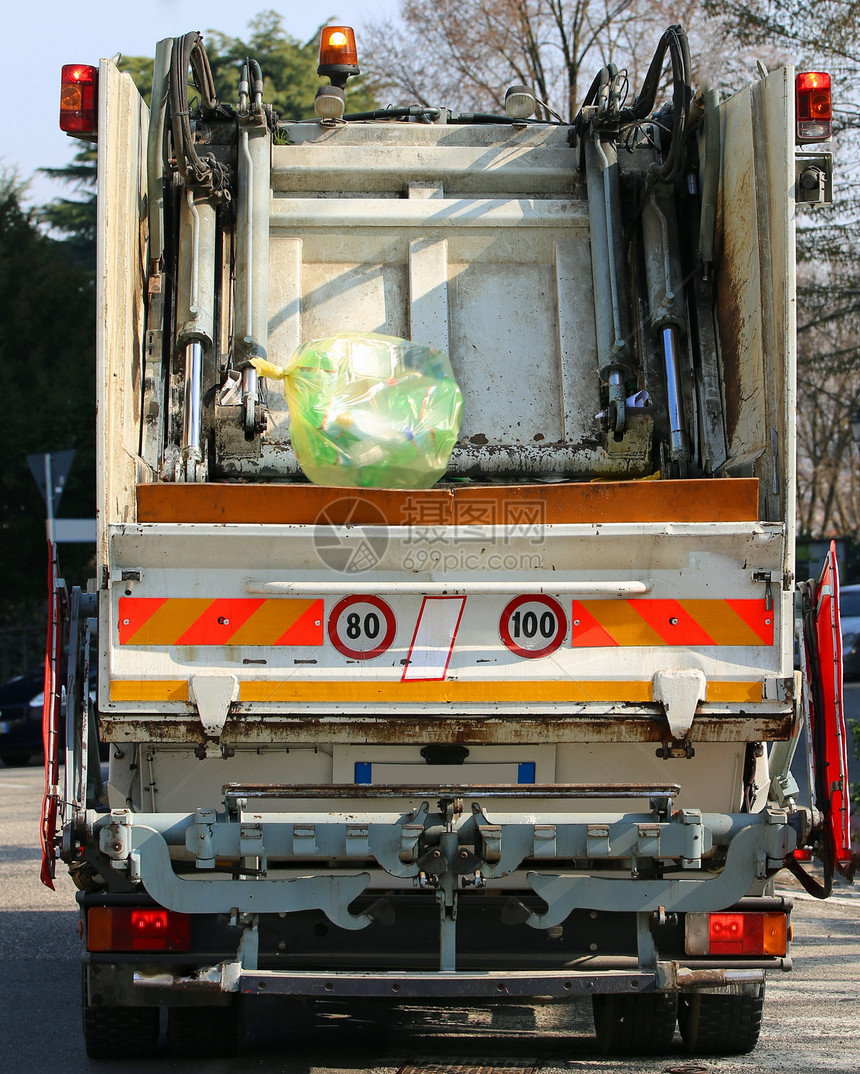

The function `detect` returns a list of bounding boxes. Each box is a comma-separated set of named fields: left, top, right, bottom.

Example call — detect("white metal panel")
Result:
left=103, top=520, right=786, bottom=717
left=96, top=59, right=149, bottom=541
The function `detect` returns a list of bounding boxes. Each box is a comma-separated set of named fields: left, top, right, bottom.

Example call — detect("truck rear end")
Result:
left=48, top=27, right=851, bottom=1059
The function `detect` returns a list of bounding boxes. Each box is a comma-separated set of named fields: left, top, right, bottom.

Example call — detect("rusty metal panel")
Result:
left=96, top=61, right=149, bottom=545
left=716, top=67, right=795, bottom=535
left=98, top=712, right=792, bottom=746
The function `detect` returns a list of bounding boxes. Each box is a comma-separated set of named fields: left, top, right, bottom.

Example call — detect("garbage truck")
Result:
left=44, top=24, right=851, bottom=1059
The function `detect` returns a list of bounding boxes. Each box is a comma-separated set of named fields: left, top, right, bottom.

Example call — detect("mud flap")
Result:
left=794, top=541, right=853, bottom=896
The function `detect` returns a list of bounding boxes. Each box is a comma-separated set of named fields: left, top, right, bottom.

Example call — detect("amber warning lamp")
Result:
left=60, top=64, right=98, bottom=136
left=796, top=71, right=832, bottom=143
left=318, top=26, right=359, bottom=88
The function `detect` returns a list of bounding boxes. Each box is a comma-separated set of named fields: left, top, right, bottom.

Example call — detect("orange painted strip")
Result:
left=571, top=599, right=773, bottom=647
left=109, top=678, right=764, bottom=705
left=117, top=598, right=323, bottom=646
left=110, top=680, right=188, bottom=702
left=241, top=680, right=654, bottom=704
left=136, top=478, right=760, bottom=526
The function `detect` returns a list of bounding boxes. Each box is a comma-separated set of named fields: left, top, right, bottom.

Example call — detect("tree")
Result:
left=0, top=174, right=96, bottom=614
left=360, top=0, right=769, bottom=121
left=711, top=1, right=860, bottom=549
left=363, top=0, right=646, bottom=121
left=6, top=14, right=372, bottom=674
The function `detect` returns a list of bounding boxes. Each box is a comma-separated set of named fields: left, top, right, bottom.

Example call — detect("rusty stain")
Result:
left=99, top=712, right=791, bottom=746
left=715, top=259, right=744, bottom=445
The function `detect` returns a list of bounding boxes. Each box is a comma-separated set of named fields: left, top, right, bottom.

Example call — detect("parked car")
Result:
left=0, top=669, right=49, bottom=766
left=0, top=667, right=100, bottom=767
left=842, top=583, right=860, bottom=682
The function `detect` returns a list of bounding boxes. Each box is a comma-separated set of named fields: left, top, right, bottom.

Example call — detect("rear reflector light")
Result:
left=87, top=907, right=191, bottom=952
left=796, top=71, right=831, bottom=143
left=685, top=912, right=787, bottom=957
left=60, top=64, right=98, bottom=134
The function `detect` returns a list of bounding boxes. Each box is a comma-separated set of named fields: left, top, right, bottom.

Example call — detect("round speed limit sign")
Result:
left=499, top=595, right=567, bottom=659
left=328, top=596, right=396, bottom=660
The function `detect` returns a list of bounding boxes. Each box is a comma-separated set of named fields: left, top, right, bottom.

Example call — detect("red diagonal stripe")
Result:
left=175, top=599, right=265, bottom=645
left=726, top=599, right=774, bottom=644
left=118, top=598, right=168, bottom=644
left=275, top=599, right=324, bottom=646
left=630, top=599, right=716, bottom=645
left=570, top=601, right=618, bottom=647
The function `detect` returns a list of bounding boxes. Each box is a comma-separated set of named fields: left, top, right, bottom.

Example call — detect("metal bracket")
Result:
left=795, top=152, right=833, bottom=205
left=524, top=821, right=791, bottom=926
left=652, top=668, right=706, bottom=739
left=190, top=673, right=238, bottom=740
left=122, top=823, right=375, bottom=928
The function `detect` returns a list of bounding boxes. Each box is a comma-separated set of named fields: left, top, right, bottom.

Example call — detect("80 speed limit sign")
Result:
left=328, top=596, right=396, bottom=660
left=499, top=595, right=567, bottom=658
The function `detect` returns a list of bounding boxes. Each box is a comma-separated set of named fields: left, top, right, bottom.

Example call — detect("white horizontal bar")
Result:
left=269, top=197, right=589, bottom=229
left=242, top=579, right=652, bottom=597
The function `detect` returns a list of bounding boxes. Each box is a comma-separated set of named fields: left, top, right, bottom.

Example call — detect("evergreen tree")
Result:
left=0, top=174, right=96, bottom=610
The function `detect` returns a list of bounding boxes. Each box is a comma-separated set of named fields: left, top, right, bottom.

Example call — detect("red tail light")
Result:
left=87, top=907, right=191, bottom=952
left=60, top=63, right=98, bottom=135
left=685, top=912, right=788, bottom=956
left=796, top=71, right=831, bottom=143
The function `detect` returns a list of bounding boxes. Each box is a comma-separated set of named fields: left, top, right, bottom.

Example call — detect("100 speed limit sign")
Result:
left=499, top=595, right=567, bottom=658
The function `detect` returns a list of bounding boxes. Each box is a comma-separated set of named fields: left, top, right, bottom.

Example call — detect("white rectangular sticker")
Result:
left=402, top=596, right=466, bottom=682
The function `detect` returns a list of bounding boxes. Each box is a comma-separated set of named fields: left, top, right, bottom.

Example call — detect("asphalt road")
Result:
left=1, top=734, right=858, bottom=1073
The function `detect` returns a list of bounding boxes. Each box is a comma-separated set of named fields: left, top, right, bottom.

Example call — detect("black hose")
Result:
left=575, top=26, right=692, bottom=187
left=342, top=106, right=441, bottom=121
left=168, top=32, right=230, bottom=196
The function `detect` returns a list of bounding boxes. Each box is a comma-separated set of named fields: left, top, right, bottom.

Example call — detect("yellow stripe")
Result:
left=585, top=602, right=665, bottom=646
left=227, top=600, right=314, bottom=646
left=111, top=680, right=189, bottom=702
left=127, top=600, right=210, bottom=645
left=680, top=600, right=764, bottom=647
left=239, top=680, right=652, bottom=704
left=707, top=680, right=762, bottom=704
left=110, top=679, right=763, bottom=705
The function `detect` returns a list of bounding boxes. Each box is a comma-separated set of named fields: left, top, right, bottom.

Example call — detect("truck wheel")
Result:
left=678, top=982, right=765, bottom=1054
left=167, top=999, right=244, bottom=1057
left=82, top=972, right=160, bottom=1059
left=592, top=992, right=678, bottom=1055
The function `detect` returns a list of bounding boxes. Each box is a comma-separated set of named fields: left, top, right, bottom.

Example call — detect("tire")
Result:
left=82, top=971, right=160, bottom=1059
left=167, top=999, right=244, bottom=1057
left=678, top=982, right=765, bottom=1055
left=592, top=991, right=678, bottom=1055
left=0, top=752, right=32, bottom=767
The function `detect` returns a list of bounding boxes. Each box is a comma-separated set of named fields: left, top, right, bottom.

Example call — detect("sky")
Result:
left=4, top=0, right=395, bottom=208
